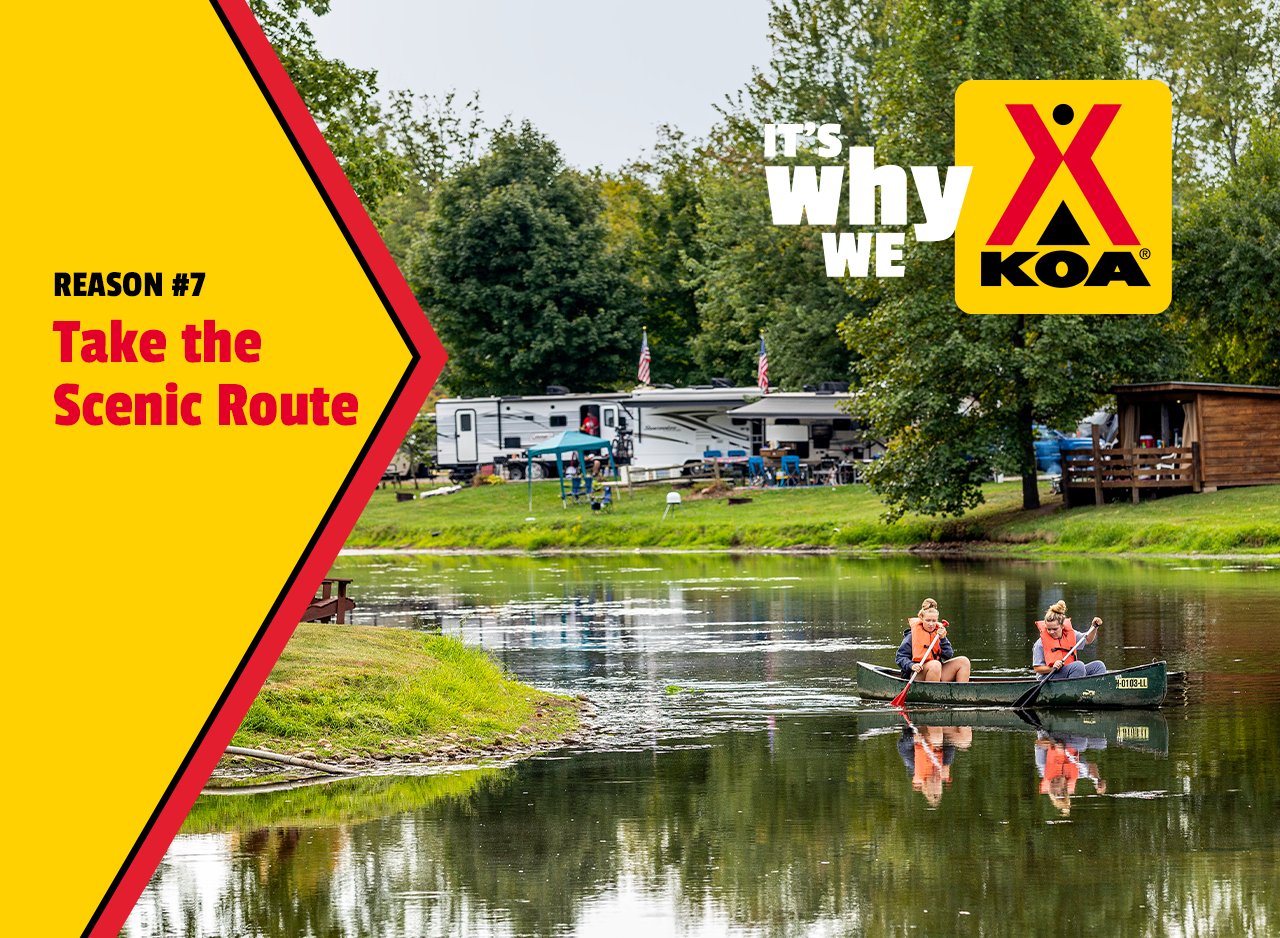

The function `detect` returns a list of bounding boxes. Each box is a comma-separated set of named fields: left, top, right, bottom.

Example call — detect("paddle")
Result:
left=1012, top=619, right=1100, bottom=710
left=891, top=624, right=945, bottom=708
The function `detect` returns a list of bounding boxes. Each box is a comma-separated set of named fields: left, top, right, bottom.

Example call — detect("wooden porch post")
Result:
left=1191, top=441, right=1202, bottom=493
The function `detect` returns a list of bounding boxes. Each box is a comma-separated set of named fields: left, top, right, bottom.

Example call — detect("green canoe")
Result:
left=855, top=660, right=1168, bottom=709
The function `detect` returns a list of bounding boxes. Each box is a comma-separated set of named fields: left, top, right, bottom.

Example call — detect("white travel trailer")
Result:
left=435, top=389, right=629, bottom=481
left=625, top=384, right=760, bottom=467
left=434, top=383, right=765, bottom=481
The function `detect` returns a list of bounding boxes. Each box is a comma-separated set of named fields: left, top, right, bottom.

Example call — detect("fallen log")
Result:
left=225, top=745, right=357, bottom=776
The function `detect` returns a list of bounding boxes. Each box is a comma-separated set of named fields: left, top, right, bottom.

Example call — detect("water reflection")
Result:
left=896, top=721, right=971, bottom=808
left=126, top=554, right=1280, bottom=937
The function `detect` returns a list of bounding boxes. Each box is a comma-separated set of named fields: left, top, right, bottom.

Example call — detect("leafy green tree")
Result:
left=603, top=128, right=707, bottom=386
left=250, top=1, right=406, bottom=213
left=689, top=172, right=864, bottom=388
left=410, top=123, right=642, bottom=396
left=841, top=0, right=1181, bottom=517
left=686, top=0, right=888, bottom=388
left=1110, top=0, right=1280, bottom=191
left=379, top=90, right=487, bottom=271
left=399, top=411, right=437, bottom=487
left=1173, top=127, right=1280, bottom=384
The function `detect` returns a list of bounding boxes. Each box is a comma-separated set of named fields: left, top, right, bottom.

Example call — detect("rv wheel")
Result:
left=507, top=463, right=525, bottom=482
left=530, top=462, right=547, bottom=480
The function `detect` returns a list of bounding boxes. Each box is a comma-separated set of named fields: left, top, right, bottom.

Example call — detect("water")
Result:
left=126, top=553, right=1280, bottom=937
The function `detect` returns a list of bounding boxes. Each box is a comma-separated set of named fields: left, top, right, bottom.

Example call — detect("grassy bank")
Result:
left=348, top=478, right=1280, bottom=554
left=230, top=623, right=583, bottom=763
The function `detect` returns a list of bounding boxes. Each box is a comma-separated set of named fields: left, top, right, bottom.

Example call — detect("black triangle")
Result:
left=1037, top=201, right=1090, bottom=246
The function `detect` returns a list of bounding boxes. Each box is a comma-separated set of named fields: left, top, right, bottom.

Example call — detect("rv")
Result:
left=435, top=389, right=629, bottom=481
left=434, top=383, right=762, bottom=481
left=726, top=391, right=886, bottom=466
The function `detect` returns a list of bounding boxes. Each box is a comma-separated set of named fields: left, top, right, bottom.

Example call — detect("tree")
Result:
left=398, top=411, right=437, bottom=487
left=840, top=0, right=1183, bottom=517
left=250, top=0, right=406, bottom=213
left=379, top=90, right=487, bottom=272
left=409, top=122, right=642, bottom=396
left=684, top=0, right=887, bottom=388
left=1173, top=127, right=1280, bottom=385
left=1110, top=0, right=1280, bottom=192
left=688, top=171, right=865, bottom=388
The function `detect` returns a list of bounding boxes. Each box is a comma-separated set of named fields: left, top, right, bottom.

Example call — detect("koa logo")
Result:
left=955, top=80, right=1171, bottom=315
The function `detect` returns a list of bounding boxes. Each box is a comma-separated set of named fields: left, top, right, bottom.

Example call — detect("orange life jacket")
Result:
left=1039, top=745, right=1080, bottom=795
left=909, top=618, right=949, bottom=664
left=1036, top=618, right=1078, bottom=666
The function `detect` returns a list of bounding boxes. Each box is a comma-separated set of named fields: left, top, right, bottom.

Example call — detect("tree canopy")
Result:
left=410, top=123, right=642, bottom=396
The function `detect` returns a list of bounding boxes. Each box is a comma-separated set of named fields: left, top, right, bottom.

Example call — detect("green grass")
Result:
left=350, top=477, right=1037, bottom=550
left=231, top=624, right=581, bottom=758
left=349, top=477, right=1280, bottom=555
left=996, top=484, right=1280, bottom=554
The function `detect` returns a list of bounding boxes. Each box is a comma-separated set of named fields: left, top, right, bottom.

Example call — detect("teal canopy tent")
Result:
left=525, top=430, right=615, bottom=508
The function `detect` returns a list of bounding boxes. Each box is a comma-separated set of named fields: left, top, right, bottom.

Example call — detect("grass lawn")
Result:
left=231, top=623, right=582, bottom=759
left=347, top=476, right=1280, bottom=554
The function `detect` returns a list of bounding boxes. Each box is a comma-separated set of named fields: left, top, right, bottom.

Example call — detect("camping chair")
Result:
left=591, top=485, right=613, bottom=513
left=570, top=475, right=583, bottom=502
left=662, top=491, right=685, bottom=519
left=585, top=475, right=594, bottom=495
left=747, top=456, right=766, bottom=487
left=778, top=455, right=802, bottom=487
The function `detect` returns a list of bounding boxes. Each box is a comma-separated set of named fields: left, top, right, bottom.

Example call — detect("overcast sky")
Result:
left=308, top=0, right=774, bottom=171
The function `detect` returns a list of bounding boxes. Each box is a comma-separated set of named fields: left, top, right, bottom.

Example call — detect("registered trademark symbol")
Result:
left=1139, top=248, right=1151, bottom=260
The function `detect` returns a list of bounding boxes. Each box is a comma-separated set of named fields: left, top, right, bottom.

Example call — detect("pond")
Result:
left=125, top=553, right=1280, bottom=937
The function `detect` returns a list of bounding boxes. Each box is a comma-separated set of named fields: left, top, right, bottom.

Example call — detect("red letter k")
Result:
left=987, top=104, right=1138, bottom=246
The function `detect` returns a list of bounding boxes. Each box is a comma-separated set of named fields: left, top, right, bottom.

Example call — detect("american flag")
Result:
left=757, top=334, right=769, bottom=392
left=638, top=328, right=651, bottom=384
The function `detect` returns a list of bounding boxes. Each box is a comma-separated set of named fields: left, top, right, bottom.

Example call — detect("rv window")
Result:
left=459, top=413, right=472, bottom=432
left=504, top=437, right=521, bottom=448
left=603, top=410, right=615, bottom=428
left=775, top=418, right=800, bottom=425
left=731, top=418, right=747, bottom=426
left=833, top=419, right=853, bottom=431
left=550, top=415, right=567, bottom=427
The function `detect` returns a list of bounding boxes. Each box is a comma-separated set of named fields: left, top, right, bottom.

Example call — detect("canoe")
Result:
left=853, top=707, right=1169, bottom=754
left=855, top=660, right=1168, bottom=709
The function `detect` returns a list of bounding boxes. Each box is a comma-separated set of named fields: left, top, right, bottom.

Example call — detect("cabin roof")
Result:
left=1113, top=381, right=1280, bottom=398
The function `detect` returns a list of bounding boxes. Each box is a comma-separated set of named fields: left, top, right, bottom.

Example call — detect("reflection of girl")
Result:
left=897, top=725, right=972, bottom=808
left=1035, top=734, right=1106, bottom=815
left=1033, top=601, right=1106, bottom=680
left=895, top=598, right=972, bottom=682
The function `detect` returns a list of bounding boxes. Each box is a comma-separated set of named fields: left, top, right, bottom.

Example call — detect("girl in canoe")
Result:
left=1034, top=600, right=1106, bottom=679
left=895, top=598, right=972, bottom=682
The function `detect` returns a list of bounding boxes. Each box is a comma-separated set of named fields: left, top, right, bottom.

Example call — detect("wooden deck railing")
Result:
left=1064, top=431, right=1201, bottom=506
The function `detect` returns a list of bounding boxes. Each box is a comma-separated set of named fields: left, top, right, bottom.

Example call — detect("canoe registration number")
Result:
left=1115, top=676, right=1148, bottom=689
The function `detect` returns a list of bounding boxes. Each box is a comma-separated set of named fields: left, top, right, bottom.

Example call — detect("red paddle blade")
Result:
left=890, top=685, right=909, bottom=707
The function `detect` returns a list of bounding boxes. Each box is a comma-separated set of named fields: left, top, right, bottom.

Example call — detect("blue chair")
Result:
left=591, top=485, right=613, bottom=512
left=570, top=476, right=582, bottom=501
left=585, top=475, right=594, bottom=495
left=778, top=455, right=801, bottom=486
left=747, top=456, right=766, bottom=486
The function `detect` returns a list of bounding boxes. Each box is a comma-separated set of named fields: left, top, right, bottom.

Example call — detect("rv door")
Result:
left=601, top=405, right=618, bottom=442
left=456, top=409, right=478, bottom=462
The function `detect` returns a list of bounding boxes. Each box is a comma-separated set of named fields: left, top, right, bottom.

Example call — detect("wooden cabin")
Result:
left=1063, top=381, right=1280, bottom=506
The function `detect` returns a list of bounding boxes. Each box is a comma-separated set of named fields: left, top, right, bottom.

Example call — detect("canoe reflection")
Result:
left=897, top=725, right=972, bottom=807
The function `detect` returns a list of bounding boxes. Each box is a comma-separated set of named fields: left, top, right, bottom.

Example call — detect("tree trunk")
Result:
left=1012, top=315, right=1040, bottom=511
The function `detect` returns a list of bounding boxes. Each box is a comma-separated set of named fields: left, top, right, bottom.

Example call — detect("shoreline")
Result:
left=340, top=544, right=1280, bottom=562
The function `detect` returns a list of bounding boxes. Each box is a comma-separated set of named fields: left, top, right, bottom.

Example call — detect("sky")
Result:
left=308, top=0, right=775, bottom=172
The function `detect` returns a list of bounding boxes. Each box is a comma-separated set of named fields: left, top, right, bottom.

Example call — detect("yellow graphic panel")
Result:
left=1, top=4, right=411, bottom=935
